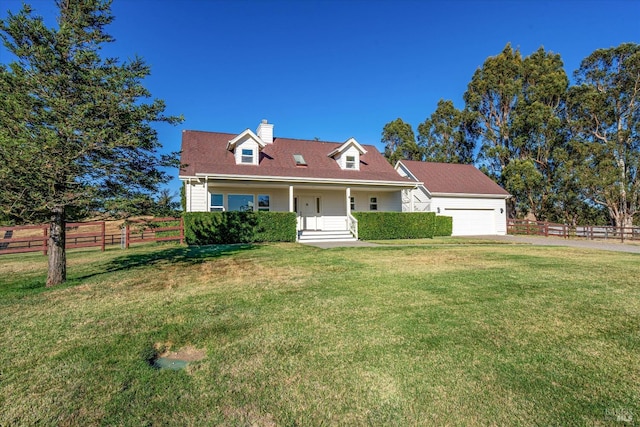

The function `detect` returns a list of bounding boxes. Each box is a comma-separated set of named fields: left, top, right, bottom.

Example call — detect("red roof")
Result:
left=399, top=160, right=510, bottom=196
left=180, top=130, right=413, bottom=184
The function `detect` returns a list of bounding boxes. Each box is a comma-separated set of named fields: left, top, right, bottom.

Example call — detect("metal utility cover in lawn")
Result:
left=153, top=357, right=188, bottom=370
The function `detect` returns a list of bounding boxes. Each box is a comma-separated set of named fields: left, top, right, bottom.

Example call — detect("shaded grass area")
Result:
left=1, top=243, right=639, bottom=425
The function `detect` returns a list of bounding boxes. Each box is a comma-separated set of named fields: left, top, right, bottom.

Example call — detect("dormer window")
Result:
left=241, top=149, right=254, bottom=164
left=345, top=156, right=356, bottom=169
left=327, top=137, right=367, bottom=171
left=227, top=128, right=266, bottom=165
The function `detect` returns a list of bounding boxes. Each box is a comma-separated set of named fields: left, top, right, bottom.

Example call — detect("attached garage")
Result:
left=445, top=208, right=496, bottom=236
left=395, top=161, right=511, bottom=236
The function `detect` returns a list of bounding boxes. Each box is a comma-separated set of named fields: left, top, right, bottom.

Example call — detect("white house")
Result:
left=179, top=120, right=419, bottom=242
left=395, top=160, right=511, bottom=236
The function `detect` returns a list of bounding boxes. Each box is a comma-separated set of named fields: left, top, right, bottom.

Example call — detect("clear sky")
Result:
left=1, top=0, right=639, bottom=195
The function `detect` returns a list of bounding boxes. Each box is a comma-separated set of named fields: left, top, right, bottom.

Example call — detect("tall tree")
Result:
left=381, top=118, right=421, bottom=164
left=417, top=99, right=475, bottom=164
left=153, top=188, right=181, bottom=217
left=0, top=1, right=181, bottom=286
left=568, top=43, right=640, bottom=228
left=463, top=43, right=522, bottom=178
left=506, top=48, right=569, bottom=219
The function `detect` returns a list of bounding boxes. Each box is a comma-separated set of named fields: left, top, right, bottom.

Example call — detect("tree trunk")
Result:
left=46, top=206, right=66, bottom=287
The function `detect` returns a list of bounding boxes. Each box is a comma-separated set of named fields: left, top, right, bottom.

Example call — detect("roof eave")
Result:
left=226, top=129, right=268, bottom=150
left=429, top=191, right=511, bottom=199
left=189, top=172, right=420, bottom=188
left=327, top=137, right=368, bottom=158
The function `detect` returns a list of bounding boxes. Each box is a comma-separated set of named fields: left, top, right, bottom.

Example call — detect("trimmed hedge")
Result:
left=352, top=212, right=437, bottom=240
left=434, top=215, right=453, bottom=237
left=254, top=212, right=297, bottom=243
left=184, top=211, right=296, bottom=245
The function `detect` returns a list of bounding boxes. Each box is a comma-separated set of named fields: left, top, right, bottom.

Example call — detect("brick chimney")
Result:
left=256, top=119, right=273, bottom=144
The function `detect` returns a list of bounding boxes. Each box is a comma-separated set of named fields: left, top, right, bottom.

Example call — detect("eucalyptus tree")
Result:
left=381, top=118, right=421, bottom=164
left=505, top=48, right=569, bottom=220
left=463, top=43, right=522, bottom=179
left=568, top=43, right=640, bottom=229
left=417, top=99, right=476, bottom=164
left=0, top=0, right=182, bottom=286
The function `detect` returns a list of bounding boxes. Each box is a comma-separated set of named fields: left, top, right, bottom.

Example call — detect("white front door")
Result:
left=300, top=196, right=322, bottom=230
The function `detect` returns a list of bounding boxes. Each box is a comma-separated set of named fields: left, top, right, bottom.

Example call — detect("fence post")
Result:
left=180, top=216, right=184, bottom=245
left=101, top=221, right=106, bottom=252
left=42, top=225, right=48, bottom=255
left=125, top=222, right=130, bottom=249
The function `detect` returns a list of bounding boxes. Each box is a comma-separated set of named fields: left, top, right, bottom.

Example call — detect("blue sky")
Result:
left=1, top=0, right=639, bottom=195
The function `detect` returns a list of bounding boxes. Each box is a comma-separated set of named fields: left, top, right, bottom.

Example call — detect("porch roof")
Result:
left=180, top=130, right=416, bottom=186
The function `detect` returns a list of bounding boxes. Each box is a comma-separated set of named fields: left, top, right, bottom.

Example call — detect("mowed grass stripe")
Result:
left=1, top=242, right=638, bottom=425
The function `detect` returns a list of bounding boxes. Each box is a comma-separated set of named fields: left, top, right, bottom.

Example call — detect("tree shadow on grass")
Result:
left=76, top=243, right=259, bottom=281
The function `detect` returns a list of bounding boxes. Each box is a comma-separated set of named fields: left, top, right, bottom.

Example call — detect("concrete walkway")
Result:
left=467, top=235, right=640, bottom=254
left=301, top=235, right=640, bottom=254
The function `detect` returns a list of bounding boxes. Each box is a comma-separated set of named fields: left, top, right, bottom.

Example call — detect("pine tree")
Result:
left=0, top=1, right=182, bottom=286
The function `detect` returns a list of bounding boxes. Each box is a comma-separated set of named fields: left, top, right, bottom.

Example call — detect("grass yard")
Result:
left=1, top=241, right=639, bottom=425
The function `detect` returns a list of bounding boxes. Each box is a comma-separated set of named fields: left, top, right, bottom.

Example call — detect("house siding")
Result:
left=349, top=190, right=402, bottom=213
left=188, top=180, right=208, bottom=212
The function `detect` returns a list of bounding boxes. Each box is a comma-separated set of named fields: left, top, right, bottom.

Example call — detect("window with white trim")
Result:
left=210, top=193, right=224, bottom=211
left=345, top=155, right=356, bottom=169
left=241, top=148, right=254, bottom=164
left=228, top=194, right=254, bottom=211
left=350, top=196, right=355, bottom=211
left=258, top=194, right=270, bottom=211
left=369, top=197, right=378, bottom=211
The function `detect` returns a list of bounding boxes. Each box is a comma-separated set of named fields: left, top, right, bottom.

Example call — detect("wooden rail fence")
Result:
left=507, top=219, right=640, bottom=242
left=0, top=217, right=184, bottom=256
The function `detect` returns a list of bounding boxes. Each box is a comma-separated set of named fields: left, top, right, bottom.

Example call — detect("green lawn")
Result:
left=1, top=242, right=639, bottom=425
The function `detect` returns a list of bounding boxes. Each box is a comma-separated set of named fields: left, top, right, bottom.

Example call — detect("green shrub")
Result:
left=184, top=211, right=296, bottom=245
left=352, top=212, right=436, bottom=240
left=255, top=212, right=297, bottom=242
left=434, top=215, right=453, bottom=237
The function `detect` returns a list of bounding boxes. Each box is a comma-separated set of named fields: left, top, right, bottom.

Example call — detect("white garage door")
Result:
left=445, top=209, right=496, bottom=236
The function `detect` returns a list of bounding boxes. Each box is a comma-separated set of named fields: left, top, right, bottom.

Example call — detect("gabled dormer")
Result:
left=327, top=137, right=367, bottom=171
left=227, top=128, right=268, bottom=166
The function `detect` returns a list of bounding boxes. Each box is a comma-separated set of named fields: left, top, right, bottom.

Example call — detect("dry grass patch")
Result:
left=1, top=242, right=639, bottom=425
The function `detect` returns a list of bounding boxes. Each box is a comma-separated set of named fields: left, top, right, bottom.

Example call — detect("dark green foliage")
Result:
left=381, top=118, right=421, bottom=164
left=352, top=212, right=436, bottom=240
left=434, top=215, right=453, bottom=237
left=0, top=1, right=182, bottom=285
left=417, top=99, right=476, bottom=164
left=180, top=184, right=187, bottom=213
left=254, top=212, right=297, bottom=242
left=568, top=43, right=640, bottom=228
left=152, top=189, right=181, bottom=217
left=184, top=212, right=296, bottom=245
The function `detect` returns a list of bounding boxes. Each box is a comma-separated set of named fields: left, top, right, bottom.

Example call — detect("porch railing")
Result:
left=347, top=213, right=358, bottom=240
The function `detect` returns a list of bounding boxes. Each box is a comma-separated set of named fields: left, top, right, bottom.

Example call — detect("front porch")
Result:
left=185, top=179, right=412, bottom=242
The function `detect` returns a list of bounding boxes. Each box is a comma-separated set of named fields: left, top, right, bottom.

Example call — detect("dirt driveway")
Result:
left=469, top=235, right=640, bottom=254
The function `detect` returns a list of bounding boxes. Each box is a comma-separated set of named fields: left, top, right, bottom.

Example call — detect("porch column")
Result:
left=346, top=187, right=351, bottom=215
left=204, top=176, right=208, bottom=211
left=289, top=185, right=294, bottom=212
left=410, top=187, right=415, bottom=212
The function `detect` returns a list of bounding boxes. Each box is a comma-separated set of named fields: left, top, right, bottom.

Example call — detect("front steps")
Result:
left=298, top=230, right=357, bottom=243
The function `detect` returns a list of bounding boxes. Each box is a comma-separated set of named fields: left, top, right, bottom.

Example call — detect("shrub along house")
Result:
left=179, top=120, right=420, bottom=242
left=395, top=160, right=511, bottom=236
